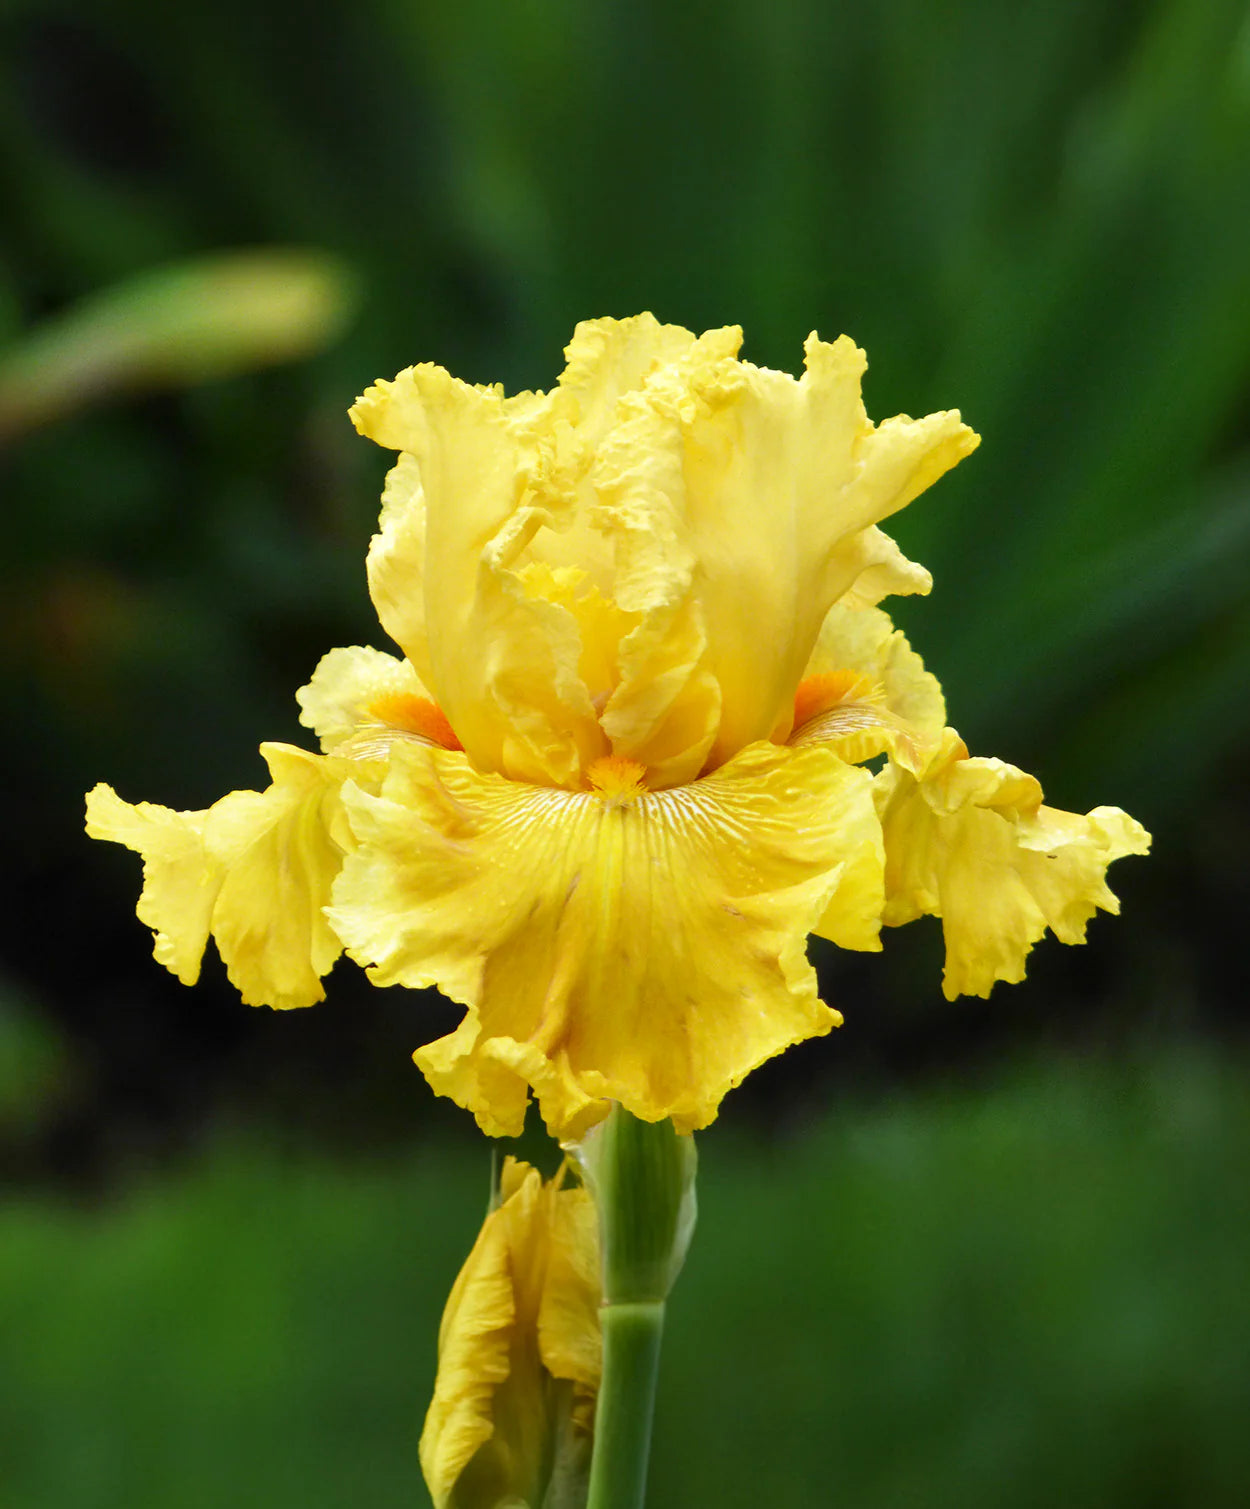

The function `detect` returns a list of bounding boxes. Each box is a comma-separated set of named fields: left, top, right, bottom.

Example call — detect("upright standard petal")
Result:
left=358, top=452, right=432, bottom=697
left=592, top=330, right=979, bottom=773
left=329, top=740, right=882, bottom=1137
left=876, top=731, right=1151, bottom=999
left=352, top=365, right=604, bottom=787
left=87, top=744, right=370, bottom=1009
left=553, top=312, right=700, bottom=456
left=420, top=1158, right=600, bottom=1509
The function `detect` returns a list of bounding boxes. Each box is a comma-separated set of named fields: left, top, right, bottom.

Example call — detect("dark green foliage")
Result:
left=3, top=0, right=1248, bottom=828
left=1, top=4, right=1248, bottom=1496
left=2, top=1053, right=1248, bottom=1507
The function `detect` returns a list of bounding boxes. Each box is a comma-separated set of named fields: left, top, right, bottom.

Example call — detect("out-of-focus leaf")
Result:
left=0, top=976, right=74, bottom=1134
left=0, top=248, right=360, bottom=443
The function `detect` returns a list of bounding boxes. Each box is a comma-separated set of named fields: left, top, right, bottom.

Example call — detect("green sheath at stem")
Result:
left=578, top=1107, right=697, bottom=1509
left=584, top=1302, right=666, bottom=1509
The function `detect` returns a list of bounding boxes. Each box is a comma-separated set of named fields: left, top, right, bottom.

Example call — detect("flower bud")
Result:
left=420, top=1158, right=600, bottom=1509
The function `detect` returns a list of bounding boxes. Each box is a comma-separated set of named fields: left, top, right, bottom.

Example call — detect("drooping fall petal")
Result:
left=87, top=744, right=369, bottom=1009
left=875, top=730, right=1151, bottom=999
left=329, top=739, right=883, bottom=1137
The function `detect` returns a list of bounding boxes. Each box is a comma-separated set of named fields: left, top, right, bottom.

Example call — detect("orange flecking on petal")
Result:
left=369, top=693, right=462, bottom=751
left=791, top=671, right=882, bottom=734
left=788, top=669, right=926, bottom=769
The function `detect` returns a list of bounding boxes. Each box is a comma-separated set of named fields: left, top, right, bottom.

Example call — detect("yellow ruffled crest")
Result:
left=420, top=1158, right=600, bottom=1509
left=86, top=744, right=370, bottom=1009
left=590, top=329, right=977, bottom=775
left=875, top=730, right=1152, bottom=1000
left=553, top=313, right=700, bottom=447
left=352, top=364, right=606, bottom=788
left=351, top=319, right=974, bottom=791
left=328, top=739, right=881, bottom=1138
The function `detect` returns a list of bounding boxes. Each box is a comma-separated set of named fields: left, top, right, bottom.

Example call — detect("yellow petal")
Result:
left=421, top=1166, right=530, bottom=1509
left=834, top=525, right=933, bottom=609
left=87, top=745, right=370, bottom=1009
left=352, top=365, right=604, bottom=787
left=537, top=1181, right=602, bottom=1410
left=295, top=644, right=431, bottom=753
left=329, top=739, right=882, bottom=1137
left=514, top=562, right=637, bottom=713
left=788, top=604, right=946, bottom=776
left=85, top=783, right=214, bottom=986
left=876, top=731, right=1152, bottom=999
left=537, top=317, right=718, bottom=787
left=553, top=313, right=699, bottom=446
left=420, top=1158, right=600, bottom=1509
left=363, top=452, right=435, bottom=691
left=486, top=316, right=700, bottom=595
left=807, top=606, right=946, bottom=738
left=599, top=592, right=722, bottom=789
left=592, top=329, right=978, bottom=773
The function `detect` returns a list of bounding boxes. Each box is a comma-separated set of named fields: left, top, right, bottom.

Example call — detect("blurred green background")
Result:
left=2, top=0, right=1249, bottom=1504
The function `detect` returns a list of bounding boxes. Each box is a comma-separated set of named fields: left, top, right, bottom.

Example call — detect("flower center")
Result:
left=586, top=754, right=648, bottom=807
left=368, top=693, right=462, bottom=751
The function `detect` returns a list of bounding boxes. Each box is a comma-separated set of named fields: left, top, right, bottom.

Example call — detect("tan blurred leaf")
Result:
left=0, top=248, right=360, bottom=443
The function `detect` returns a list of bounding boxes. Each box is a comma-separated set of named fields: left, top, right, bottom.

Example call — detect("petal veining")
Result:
left=329, top=739, right=883, bottom=1137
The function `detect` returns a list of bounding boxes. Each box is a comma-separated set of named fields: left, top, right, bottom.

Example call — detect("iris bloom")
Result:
left=421, top=1157, right=600, bottom=1509
left=86, top=315, right=1149, bottom=1138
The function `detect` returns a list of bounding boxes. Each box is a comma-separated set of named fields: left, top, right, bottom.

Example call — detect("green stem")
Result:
left=577, top=1107, right=697, bottom=1509
left=585, top=1301, right=666, bottom=1509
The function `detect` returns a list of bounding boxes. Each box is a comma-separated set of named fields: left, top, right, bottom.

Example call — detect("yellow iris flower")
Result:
left=421, top=1157, right=600, bottom=1509
left=85, top=315, right=1149, bottom=1138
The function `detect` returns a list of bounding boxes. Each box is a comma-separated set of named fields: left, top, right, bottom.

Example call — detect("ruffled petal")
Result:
left=553, top=313, right=699, bottom=448
left=85, top=784, right=213, bottom=986
left=876, top=731, right=1152, bottom=999
left=600, top=592, right=722, bottom=790
left=420, top=1158, right=600, bottom=1509
left=789, top=604, right=946, bottom=775
left=831, top=525, right=932, bottom=609
left=295, top=644, right=430, bottom=752
left=592, top=329, right=978, bottom=773
left=491, top=318, right=702, bottom=598
left=531, top=317, right=717, bottom=787
left=87, top=745, right=370, bottom=1009
left=352, top=366, right=604, bottom=787
left=329, top=739, right=882, bottom=1137
left=513, top=563, right=636, bottom=712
